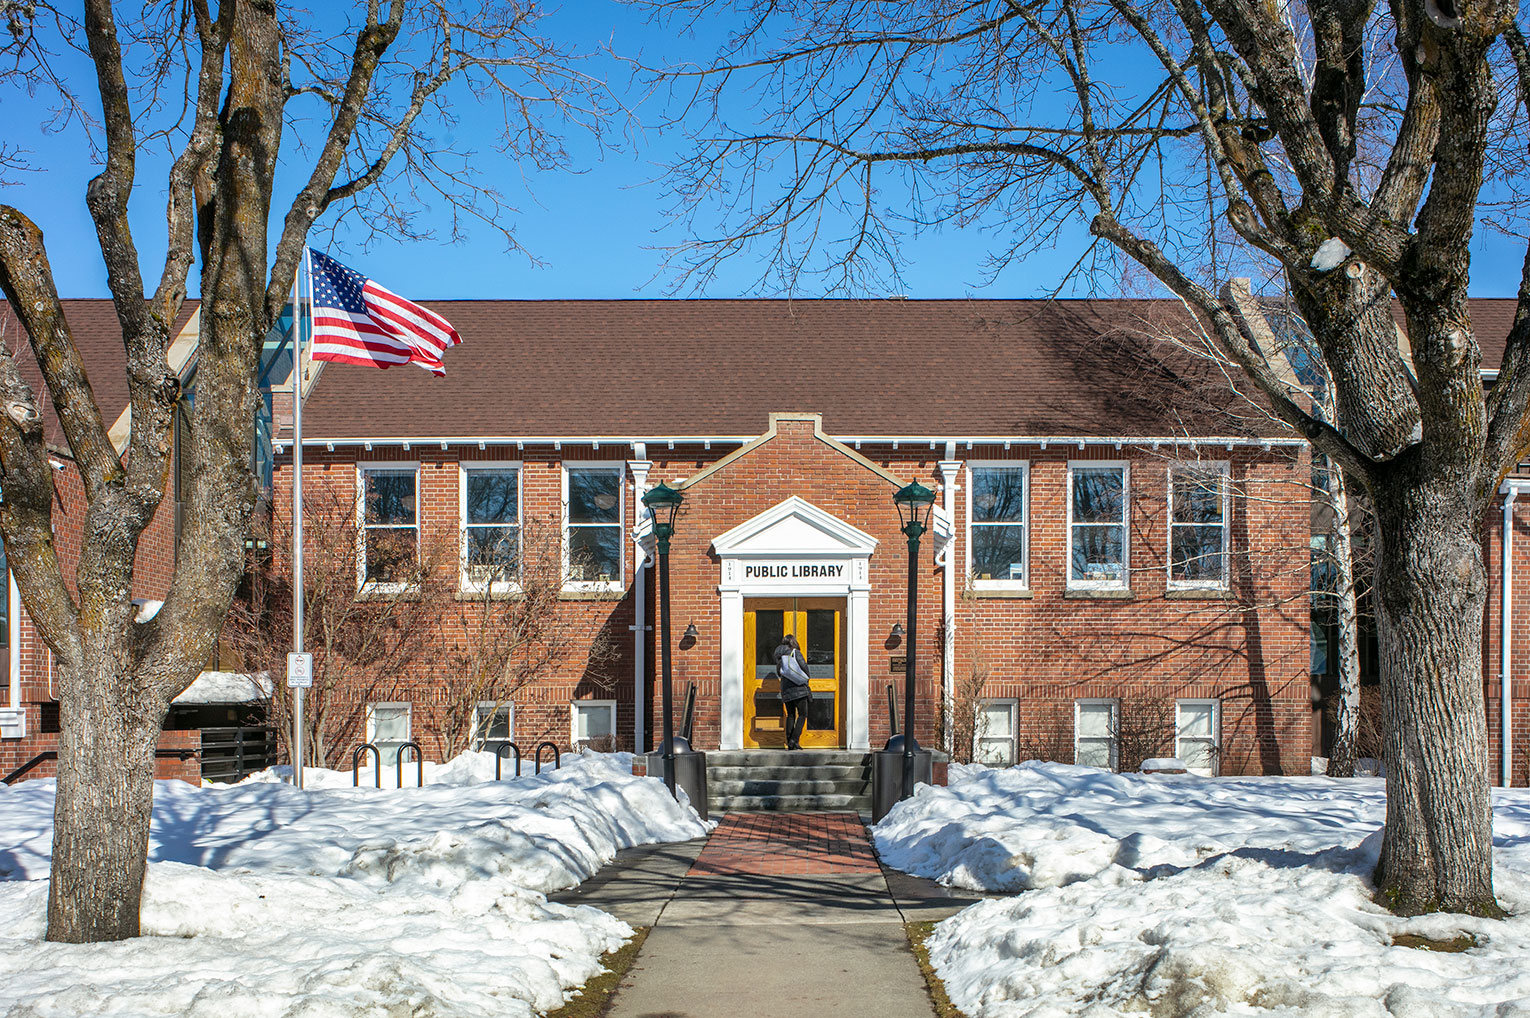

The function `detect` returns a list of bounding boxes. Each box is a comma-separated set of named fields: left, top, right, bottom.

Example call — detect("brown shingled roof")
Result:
left=9, top=296, right=1518, bottom=448
left=0, top=298, right=200, bottom=450
left=295, top=298, right=1301, bottom=442
left=1460, top=299, right=1517, bottom=370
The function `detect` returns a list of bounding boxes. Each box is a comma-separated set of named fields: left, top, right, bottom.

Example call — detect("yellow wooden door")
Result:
left=743, top=598, right=844, bottom=748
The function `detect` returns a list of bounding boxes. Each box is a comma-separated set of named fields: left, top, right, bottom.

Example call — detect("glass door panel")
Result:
left=742, top=597, right=844, bottom=748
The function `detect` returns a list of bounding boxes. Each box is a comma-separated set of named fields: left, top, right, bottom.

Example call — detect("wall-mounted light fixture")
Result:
left=890, top=623, right=904, bottom=640
left=683, top=623, right=699, bottom=641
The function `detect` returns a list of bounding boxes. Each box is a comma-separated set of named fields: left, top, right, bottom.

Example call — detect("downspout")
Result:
left=1501, top=482, right=1522, bottom=787
left=938, top=447, right=962, bottom=754
left=629, top=451, right=653, bottom=753
left=7, top=571, right=18, bottom=714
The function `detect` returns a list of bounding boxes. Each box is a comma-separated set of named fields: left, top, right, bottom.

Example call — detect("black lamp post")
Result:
left=641, top=481, right=685, bottom=798
left=893, top=480, right=937, bottom=801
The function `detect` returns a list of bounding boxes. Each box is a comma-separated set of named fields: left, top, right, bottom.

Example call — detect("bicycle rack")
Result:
left=352, top=743, right=381, bottom=787
left=680, top=683, right=698, bottom=742
left=886, top=683, right=900, bottom=736
left=534, top=741, right=561, bottom=774
left=397, top=740, right=424, bottom=788
left=493, top=741, right=523, bottom=780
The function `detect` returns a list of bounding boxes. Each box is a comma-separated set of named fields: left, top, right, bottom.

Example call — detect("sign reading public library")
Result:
left=743, top=560, right=848, bottom=581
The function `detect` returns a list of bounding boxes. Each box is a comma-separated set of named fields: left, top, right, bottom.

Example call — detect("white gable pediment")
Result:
left=712, top=496, right=878, bottom=558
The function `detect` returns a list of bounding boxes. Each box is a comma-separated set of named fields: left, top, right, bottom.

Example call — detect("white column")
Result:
left=629, top=458, right=653, bottom=753
left=938, top=456, right=963, bottom=753
left=719, top=590, right=745, bottom=749
left=849, top=585, right=871, bottom=749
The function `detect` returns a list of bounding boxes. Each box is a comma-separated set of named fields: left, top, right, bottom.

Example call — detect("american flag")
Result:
left=308, top=250, right=461, bottom=375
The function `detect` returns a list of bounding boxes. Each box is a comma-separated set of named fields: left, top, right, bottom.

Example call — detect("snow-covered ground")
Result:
left=0, top=752, right=709, bottom=1018
left=875, top=762, right=1530, bottom=1017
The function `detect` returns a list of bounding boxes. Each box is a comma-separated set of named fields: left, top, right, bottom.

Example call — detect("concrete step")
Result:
left=709, top=778, right=870, bottom=797
left=707, top=763, right=870, bottom=783
left=709, top=793, right=868, bottom=812
left=704, top=750, right=873, bottom=813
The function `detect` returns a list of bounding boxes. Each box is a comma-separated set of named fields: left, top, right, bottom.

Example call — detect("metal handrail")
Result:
left=3, top=747, right=199, bottom=786
left=352, top=743, right=381, bottom=787
left=680, top=683, right=698, bottom=742
left=397, top=740, right=424, bottom=788
left=534, top=741, right=561, bottom=774
left=886, top=683, right=900, bottom=736
left=492, top=741, right=522, bottom=780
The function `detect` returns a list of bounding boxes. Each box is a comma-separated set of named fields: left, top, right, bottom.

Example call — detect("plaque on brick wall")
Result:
left=890, top=656, right=906, bottom=673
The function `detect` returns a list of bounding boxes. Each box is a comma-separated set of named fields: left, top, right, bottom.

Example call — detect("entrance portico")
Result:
left=713, top=497, right=877, bottom=750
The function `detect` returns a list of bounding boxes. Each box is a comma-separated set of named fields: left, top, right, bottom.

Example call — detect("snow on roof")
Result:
left=172, top=671, right=272, bottom=705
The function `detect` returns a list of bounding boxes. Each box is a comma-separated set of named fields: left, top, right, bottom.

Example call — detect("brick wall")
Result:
left=271, top=445, right=636, bottom=767
left=1480, top=498, right=1530, bottom=786
left=2, top=727, right=202, bottom=786
left=268, top=415, right=1312, bottom=776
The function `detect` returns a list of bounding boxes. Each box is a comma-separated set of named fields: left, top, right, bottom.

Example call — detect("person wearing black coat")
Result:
left=773, top=633, right=811, bottom=750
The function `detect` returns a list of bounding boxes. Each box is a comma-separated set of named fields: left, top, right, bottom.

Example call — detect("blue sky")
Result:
left=2, top=2, right=1522, bottom=300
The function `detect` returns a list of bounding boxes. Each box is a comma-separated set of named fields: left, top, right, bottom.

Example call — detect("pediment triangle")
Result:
left=713, top=496, right=878, bottom=556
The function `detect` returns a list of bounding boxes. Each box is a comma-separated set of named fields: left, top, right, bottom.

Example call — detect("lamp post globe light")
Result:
left=892, top=480, right=937, bottom=801
left=641, top=481, right=685, bottom=798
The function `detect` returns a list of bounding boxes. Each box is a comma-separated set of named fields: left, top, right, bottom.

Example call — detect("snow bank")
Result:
left=877, top=762, right=1530, bottom=1017
left=0, top=751, right=709, bottom=1018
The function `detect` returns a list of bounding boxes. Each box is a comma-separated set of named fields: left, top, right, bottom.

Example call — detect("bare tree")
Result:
left=437, top=515, right=618, bottom=757
left=943, top=640, right=992, bottom=765
left=646, top=0, right=1526, bottom=916
left=0, top=1, right=615, bottom=941
left=226, top=490, right=452, bottom=769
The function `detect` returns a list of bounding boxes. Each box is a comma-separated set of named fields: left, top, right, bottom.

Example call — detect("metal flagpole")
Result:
left=291, top=248, right=310, bottom=790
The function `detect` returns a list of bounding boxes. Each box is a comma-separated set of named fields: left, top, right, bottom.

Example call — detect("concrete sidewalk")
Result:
left=551, top=813, right=984, bottom=1018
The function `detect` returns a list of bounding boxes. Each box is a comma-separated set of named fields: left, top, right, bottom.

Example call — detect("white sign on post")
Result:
left=286, top=652, right=314, bottom=688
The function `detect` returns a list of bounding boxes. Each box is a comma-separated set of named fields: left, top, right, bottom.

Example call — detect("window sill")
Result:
left=560, top=588, right=626, bottom=602
left=1063, top=588, right=1134, bottom=600
left=1164, top=587, right=1233, bottom=600
left=456, top=587, right=525, bottom=601
left=970, top=587, right=1034, bottom=599
left=356, top=584, right=423, bottom=601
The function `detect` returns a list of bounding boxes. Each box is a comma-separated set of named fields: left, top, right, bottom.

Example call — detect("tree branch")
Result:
left=0, top=319, right=78, bottom=665
left=1092, top=209, right=1376, bottom=479
left=0, top=208, right=122, bottom=500
left=265, top=0, right=406, bottom=326
left=1481, top=25, right=1530, bottom=483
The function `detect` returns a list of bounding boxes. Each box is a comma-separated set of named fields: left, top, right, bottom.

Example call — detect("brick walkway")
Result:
left=688, top=812, right=882, bottom=876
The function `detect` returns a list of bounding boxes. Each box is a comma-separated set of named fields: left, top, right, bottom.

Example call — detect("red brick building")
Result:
left=278, top=299, right=1321, bottom=776
left=5, top=296, right=1527, bottom=786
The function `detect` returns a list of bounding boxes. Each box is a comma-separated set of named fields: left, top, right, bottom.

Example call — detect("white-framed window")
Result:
left=460, top=462, right=522, bottom=590
left=358, top=463, right=420, bottom=590
left=975, top=698, right=1019, bottom=766
left=471, top=701, right=515, bottom=751
left=367, top=701, right=412, bottom=767
left=1169, top=463, right=1229, bottom=589
left=1074, top=699, right=1119, bottom=770
left=1175, top=699, right=1220, bottom=776
left=1068, top=462, right=1129, bottom=589
left=571, top=699, right=617, bottom=750
left=564, top=463, right=624, bottom=589
left=968, top=462, right=1029, bottom=588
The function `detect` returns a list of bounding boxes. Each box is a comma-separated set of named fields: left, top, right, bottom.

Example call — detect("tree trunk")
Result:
left=45, top=643, right=167, bottom=941
left=1370, top=469, right=1500, bottom=916
left=1325, top=459, right=1362, bottom=778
